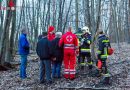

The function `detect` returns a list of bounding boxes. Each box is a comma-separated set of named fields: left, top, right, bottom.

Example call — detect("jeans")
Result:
left=52, top=62, right=62, bottom=78
left=20, top=55, right=28, bottom=79
left=40, top=60, right=52, bottom=82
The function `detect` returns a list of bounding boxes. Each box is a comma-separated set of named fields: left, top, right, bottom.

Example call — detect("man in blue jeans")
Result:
left=36, top=32, right=52, bottom=84
left=18, top=27, right=30, bottom=79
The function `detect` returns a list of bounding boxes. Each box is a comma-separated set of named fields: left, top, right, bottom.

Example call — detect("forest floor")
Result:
left=0, top=43, right=130, bottom=90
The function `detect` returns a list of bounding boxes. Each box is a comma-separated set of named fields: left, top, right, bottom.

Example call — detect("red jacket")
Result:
left=59, top=31, right=78, bottom=50
left=47, top=26, right=55, bottom=41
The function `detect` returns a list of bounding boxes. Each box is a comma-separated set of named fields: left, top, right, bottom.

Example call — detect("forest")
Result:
left=0, top=0, right=130, bottom=90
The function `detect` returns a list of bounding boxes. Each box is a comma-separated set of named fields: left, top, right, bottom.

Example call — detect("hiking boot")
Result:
left=81, top=66, right=85, bottom=70
left=88, top=65, right=93, bottom=69
left=91, top=69, right=101, bottom=77
left=45, top=81, right=53, bottom=85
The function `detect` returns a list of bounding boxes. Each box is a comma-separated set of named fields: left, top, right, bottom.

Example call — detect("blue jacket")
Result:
left=18, top=34, right=30, bottom=55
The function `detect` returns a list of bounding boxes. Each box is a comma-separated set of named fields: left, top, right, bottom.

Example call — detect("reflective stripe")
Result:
left=97, top=50, right=101, bottom=54
left=64, top=69, right=69, bottom=71
left=101, top=55, right=108, bottom=58
left=102, top=73, right=110, bottom=77
left=64, top=44, right=75, bottom=49
left=87, top=61, right=93, bottom=65
left=70, top=69, right=76, bottom=74
left=64, top=69, right=69, bottom=74
left=70, top=72, right=76, bottom=74
left=81, top=49, right=91, bottom=52
left=87, top=40, right=91, bottom=44
left=101, top=47, right=108, bottom=59
left=69, top=69, right=76, bottom=71
left=64, top=47, right=75, bottom=49
left=102, top=40, right=109, bottom=43
left=64, top=71, right=69, bottom=74
left=80, top=62, right=86, bottom=66
left=104, top=47, right=108, bottom=55
left=64, top=44, right=74, bottom=47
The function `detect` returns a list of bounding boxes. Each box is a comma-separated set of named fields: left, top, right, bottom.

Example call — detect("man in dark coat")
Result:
left=51, top=32, right=63, bottom=78
left=36, top=32, right=52, bottom=84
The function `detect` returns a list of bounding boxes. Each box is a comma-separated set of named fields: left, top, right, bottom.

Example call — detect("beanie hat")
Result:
left=48, top=26, right=55, bottom=32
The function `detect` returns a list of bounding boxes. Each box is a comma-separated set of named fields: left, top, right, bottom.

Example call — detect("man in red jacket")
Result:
left=59, top=27, right=79, bottom=80
left=47, top=26, right=55, bottom=41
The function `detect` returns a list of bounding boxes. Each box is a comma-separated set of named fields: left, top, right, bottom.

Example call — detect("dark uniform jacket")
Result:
left=80, top=33, right=91, bottom=54
left=97, top=34, right=111, bottom=59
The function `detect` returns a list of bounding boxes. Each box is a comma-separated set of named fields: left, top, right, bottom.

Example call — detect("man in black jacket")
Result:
left=36, top=32, right=52, bottom=84
left=51, top=32, right=63, bottom=78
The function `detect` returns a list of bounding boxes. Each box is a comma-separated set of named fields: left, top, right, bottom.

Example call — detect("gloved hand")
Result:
left=81, top=38, right=85, bottom=42
left=52, top=57, right=56, bottom=61
left=87, top=40, right=91, bottom=44
left=23, top=46, right=30, bottom=50
left=80, top=38, right=85, bottom=45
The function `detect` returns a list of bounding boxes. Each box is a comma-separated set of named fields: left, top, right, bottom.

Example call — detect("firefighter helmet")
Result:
left=81, top=26, right=90, bottom=34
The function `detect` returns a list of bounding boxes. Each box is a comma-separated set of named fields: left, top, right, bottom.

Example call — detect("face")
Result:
left=82, top=30, right=86, bottom=34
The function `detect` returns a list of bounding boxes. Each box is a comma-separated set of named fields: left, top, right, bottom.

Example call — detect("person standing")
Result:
left=36, top=32, right=52, bottom=84
left=79, top=26, right=93, bottom=70
left=51, top=32, right=63, bottom=78
left=18, top=27, right=30, bottom=79
left=59, top=27, right=79, bottom=80
left=96, top=30, right=113, bottom=85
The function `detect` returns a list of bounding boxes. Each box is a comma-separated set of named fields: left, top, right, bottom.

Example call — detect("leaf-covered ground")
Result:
left=0, top=43, right=130, bottom=90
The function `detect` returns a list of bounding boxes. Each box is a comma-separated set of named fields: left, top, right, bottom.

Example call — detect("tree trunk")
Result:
left=0, top=8, right=13, bottom=65
left=75, top=0, right=78, bottom=32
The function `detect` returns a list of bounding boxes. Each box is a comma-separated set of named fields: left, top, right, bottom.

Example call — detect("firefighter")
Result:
left=59, top=27, right=79, bottom=80
left=79, top=26, right=93, bottom=70
left=96, top=30, right=112, bottom=85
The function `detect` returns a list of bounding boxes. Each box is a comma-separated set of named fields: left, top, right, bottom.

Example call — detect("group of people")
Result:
left=18, top=26, right=114, bottom=85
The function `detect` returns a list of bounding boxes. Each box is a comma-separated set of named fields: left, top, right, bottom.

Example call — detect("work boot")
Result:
left=81, top=66, right=85, bottom=70
left=88, top=65, right=93, bottom=69
left=45, top=80, right=53, bottom=86
left=91, top=69, right=101, bottom=77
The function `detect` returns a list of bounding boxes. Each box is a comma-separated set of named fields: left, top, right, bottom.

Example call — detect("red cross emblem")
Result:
left=66, top=35, right=73, bottom=42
